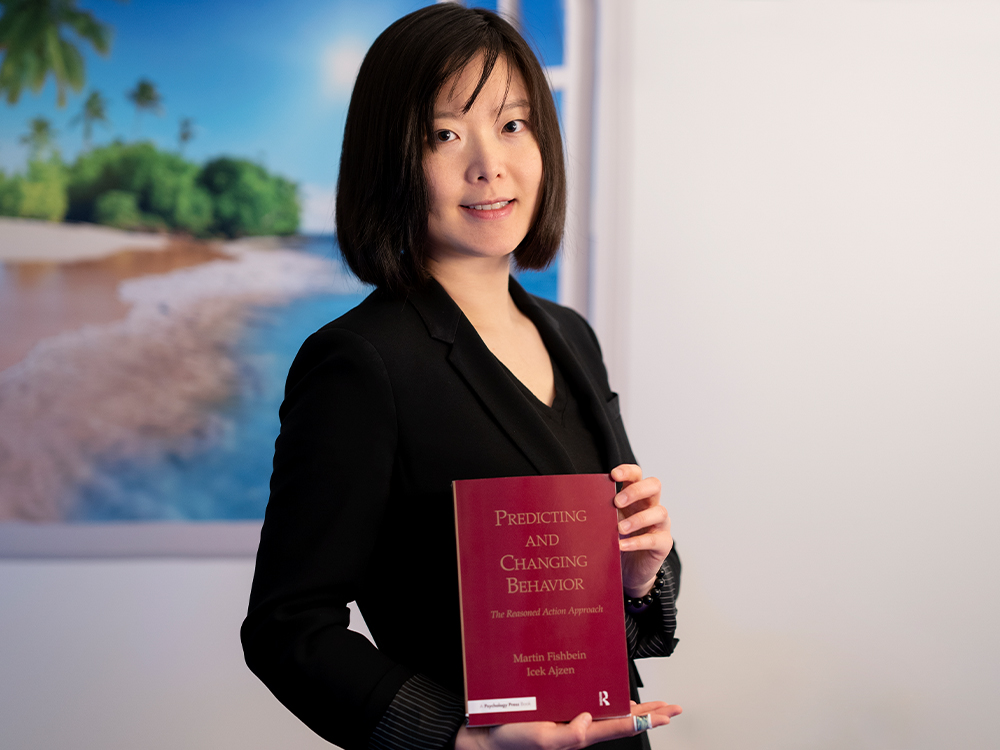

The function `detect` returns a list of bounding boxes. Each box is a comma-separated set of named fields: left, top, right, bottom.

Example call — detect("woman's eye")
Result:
left=435, top=130, right=456, bottom=142
left=502, top=120, right=527, bottom=134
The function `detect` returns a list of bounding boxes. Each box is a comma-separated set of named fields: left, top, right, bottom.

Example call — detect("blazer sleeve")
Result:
left=624, top=549, right=680, bottom=659
left=241, top=327, right=421, bottom=750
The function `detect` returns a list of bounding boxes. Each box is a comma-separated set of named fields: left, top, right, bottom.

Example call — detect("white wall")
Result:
left=0, top=560, right=343, bottom=750
left=598, top=2, right=1000, bottom=749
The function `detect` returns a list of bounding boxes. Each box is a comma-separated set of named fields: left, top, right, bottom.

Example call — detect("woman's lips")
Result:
left=460, top=199, right=515, bottom=219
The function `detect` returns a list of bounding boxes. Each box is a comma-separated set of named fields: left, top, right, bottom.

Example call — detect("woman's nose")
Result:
left=466, top=136, right=504, bottom=183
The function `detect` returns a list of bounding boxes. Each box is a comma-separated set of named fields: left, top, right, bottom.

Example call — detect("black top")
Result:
left=500, top=354, right=605, bottom=474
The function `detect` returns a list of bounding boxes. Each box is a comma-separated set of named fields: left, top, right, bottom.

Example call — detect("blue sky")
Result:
left=0, top=0, right=564, bottom=232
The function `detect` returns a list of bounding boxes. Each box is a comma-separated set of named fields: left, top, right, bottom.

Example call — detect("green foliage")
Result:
left=66, top=142, right=298, bottom=237
left=19, top=157, right=68, bottom=220
left=67, top=141, right=214, bottom=234
left=199, top=158, right=299, bottom=238
left=0, top=157, right=67, bottom=221
left=172, top=179, right=213, bottom=233
left=0, top=0, right=112, bottom=107
left=3, top=140, right=299, bottom=235
left=92, top=189, right=168, bottom=232
left=94, top=189, right=140, bottom=229
left=0, top=170, right=22, bottom=216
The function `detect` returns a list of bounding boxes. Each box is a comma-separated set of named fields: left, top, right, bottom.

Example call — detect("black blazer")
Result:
left=242, top=277, right=678, bottom=750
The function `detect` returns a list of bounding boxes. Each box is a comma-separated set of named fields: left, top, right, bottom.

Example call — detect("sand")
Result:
left=0, top=217, right=170, bottom=262
left=0, top=239, right=232, bottom=372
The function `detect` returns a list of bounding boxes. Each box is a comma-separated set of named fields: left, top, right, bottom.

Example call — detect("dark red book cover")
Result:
left=453, top=474, right=631, bottom=726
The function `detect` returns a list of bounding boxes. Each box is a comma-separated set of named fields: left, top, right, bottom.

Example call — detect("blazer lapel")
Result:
left=408, top=279, right=576, bottom=476
left=509, top=279, right=627, bottom=471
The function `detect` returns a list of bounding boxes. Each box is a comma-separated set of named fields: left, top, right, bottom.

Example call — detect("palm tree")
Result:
left=178, top=117, right=194, bottom=154
left=0, top=0, right=112, bottom=107
left=69, top=89, right=108, bottom=148
left=19, top=116, right=55, bottom=158
left=126, top=78, right=162, bottom=137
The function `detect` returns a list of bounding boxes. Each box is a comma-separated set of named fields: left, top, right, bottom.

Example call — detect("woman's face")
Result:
left=423, top=56, right=543, bottom=266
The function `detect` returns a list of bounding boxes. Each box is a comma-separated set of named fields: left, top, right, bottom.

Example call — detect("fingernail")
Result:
left=619, top=520, right=631, bottom=533
left=615, top=493, right=626, bottom=507
left=620, top=540, right=634, bottom=550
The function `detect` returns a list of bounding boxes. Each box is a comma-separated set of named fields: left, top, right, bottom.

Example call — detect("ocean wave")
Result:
left=0, top=248, right=354, bottom=521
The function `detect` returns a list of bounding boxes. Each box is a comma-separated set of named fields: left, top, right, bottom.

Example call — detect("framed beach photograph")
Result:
left=0, top=0, right=565, bottom=557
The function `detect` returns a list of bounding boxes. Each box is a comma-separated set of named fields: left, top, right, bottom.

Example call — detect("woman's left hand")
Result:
left=612, top=464, right=673, bottom=598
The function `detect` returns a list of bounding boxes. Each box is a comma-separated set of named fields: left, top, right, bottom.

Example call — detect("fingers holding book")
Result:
left=611, top=464, right=674, bottom=596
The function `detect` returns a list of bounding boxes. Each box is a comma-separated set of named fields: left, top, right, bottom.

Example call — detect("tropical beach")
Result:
left=0, top=0, right=557, bottom=526
left=0, top=217, right=361, bottom=522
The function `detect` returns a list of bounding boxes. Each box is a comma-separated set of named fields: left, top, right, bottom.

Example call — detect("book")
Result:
left=452, top=473, right=631, bottom=726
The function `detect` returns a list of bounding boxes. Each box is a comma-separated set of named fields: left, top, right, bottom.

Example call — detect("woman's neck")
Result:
left=428, top=252, right=555, bottom=406
left=427, top=254, right=519, bottom=333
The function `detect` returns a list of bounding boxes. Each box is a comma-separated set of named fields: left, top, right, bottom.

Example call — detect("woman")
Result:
left=242, top=6, right=680, bottom=750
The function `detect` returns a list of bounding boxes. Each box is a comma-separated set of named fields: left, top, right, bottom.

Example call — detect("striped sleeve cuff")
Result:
left=624, top=560, right=678, bottom=659
left=369, top=673, right=466, bottom=750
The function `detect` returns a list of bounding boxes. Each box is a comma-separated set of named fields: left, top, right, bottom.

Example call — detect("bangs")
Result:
left=450, top=43, right=512, bottom=117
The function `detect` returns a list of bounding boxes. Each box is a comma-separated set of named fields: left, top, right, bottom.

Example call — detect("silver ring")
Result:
left=632, top=713, right=652, bottom=733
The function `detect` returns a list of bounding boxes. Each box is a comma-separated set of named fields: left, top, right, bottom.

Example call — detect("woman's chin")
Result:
left=426, top=245, right=519, bottom=268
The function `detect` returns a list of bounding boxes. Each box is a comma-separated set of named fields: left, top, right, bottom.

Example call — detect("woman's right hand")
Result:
left=454, top=701, right=682, bottom=750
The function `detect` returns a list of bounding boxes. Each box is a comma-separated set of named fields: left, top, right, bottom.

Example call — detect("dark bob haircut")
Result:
left=335, top=4, right=566, bottom=295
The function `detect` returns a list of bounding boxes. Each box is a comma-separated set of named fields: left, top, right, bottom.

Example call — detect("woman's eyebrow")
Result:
left=433, top=98, right=531, bottom=120
left=500, top=98, right=531, bottom=114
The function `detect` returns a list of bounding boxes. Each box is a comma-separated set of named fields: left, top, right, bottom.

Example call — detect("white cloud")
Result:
left=300, top=183, right=337, bottom=235
left=322, top=39, right=368, bottom=99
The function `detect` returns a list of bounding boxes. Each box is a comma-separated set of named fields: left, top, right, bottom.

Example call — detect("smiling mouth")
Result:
left=462, top=200, right=512, bottom=211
